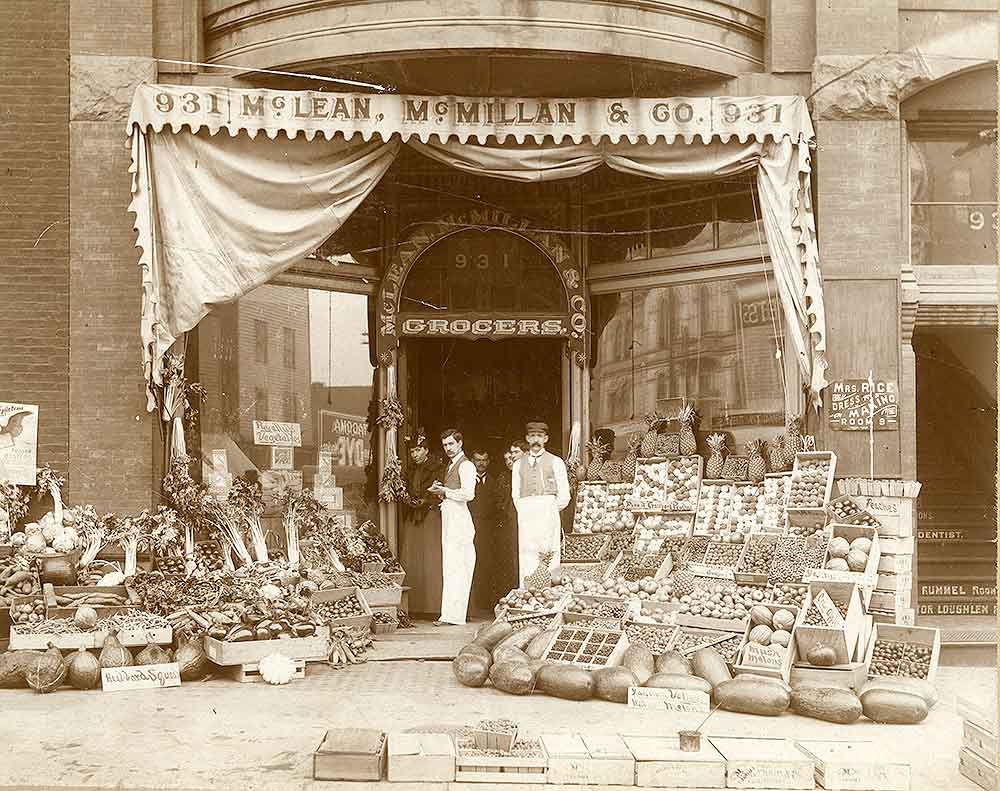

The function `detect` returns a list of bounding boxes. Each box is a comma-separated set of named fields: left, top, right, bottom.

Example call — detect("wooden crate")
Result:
left=963, top=720, right=999, bottom=766
left=203, top=634, right=328, bottom=666
left=542, top=624, right=628, bottom=670
left=561, top=532, right=611, bottom=564
left=385, top=570, right=405, bottom=585
left=624, top=620, right=678, bottom=654
left=360, top=585, right=402, bottom=607
left=50, top=584, right=131, bottom=606
left=227, top=658, right=306, bottom=684
left=878, top=535, right=914, bottom=555
left=733, top=603, right=800, bottom=683
left=563, top=592, right=638, bottom=622
left=958, top=696, right=999, bottom=737
left=794, top=582, right=865, bottom=666
left=361, top=560, right=385, bottom=574
left=960, top=747, right=998, bottom=791
left=676, top=612, right=749, bottom=634
left=9, top=626, right=106, bottom=651
left=878, top=554, right=912, bottom=574
left=787, top=451, right=837, bottom=515
left=804, top=524, right=881, bottom=594
left=542, top=733, right=634, bottom=786
left=789, top=662, right=869, bottom=692
left=826, top=495, right=864, bottom=523
left=117, top=625, right=173, bottom=648
left=311, top=586, right=373, bottom=630
left=875, top=572, right=912, bottom=593
left=387, top=732, right=455, bottom=783
left=864, top=623, right=941, bottom=684
left=455, top=736, right=547, bottom=784
left=623, top=734, right=726, bottom=789
left=709, top=736, right=814, bottom=790
left=314, top=729, right=386, bottom=781
left=662, top=455, right=703, bottom=514
left=794, top=740, right=910, bottom=790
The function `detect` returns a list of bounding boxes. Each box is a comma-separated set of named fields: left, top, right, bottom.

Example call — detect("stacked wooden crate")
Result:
left=958, top=697, right=998, bottom=791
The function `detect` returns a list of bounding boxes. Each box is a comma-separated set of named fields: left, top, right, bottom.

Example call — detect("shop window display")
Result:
left=590, top=275, right=787, bottom=454
left=197, top=284, right=374, bottom=513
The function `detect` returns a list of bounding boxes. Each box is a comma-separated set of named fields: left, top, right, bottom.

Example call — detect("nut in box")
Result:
left=473, top=719, right=519, bottom=753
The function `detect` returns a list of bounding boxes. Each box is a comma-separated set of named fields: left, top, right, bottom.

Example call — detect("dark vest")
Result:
left=518, top=452, right=559, bottom=497
left=444, top=456, right=466, bottom=490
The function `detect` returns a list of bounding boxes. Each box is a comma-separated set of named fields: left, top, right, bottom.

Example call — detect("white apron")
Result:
left=440, top=499, right=476, bottom=624
left=516, top=495, right=561, bottom=587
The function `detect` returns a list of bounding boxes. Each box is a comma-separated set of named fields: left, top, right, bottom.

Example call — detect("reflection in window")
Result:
left=590, top=276, right=787, bottom=453
left=197, top=285, right=374, bottom=513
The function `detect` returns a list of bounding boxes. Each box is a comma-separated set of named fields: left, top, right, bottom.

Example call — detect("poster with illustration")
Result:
left=0, top=403, right=38, bottom=486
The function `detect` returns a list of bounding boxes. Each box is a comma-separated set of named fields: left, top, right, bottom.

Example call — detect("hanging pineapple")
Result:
left=621, top=431, right=643, bottom=482
left=677, top=403, right=699, bottom=456
left=747, top=439, right=768, bottom=483
left=525, top=551, right=555, bottom=589
left=639, top=411, right=667, bottom=457
left=768, top=434, right=788, bottom=472
left=783, top=414, right=804, bottom=466
left=705, top=433, right=727, bottom=479
left=585, top=436, right=611, bottom=481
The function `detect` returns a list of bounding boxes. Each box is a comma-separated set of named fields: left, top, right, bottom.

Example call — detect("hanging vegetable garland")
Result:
left=378, top=447, right=408, bottom=503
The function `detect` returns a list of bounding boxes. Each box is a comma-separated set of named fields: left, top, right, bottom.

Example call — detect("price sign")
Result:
left=101, top=663, right=181, bottom=692
left=812, top=590, right=845, bottom=628
left=742, top=642, right=784, bottom=670
left=627, top=686, right=710, bottom=713
left=687, top=564, right=735, bottom=581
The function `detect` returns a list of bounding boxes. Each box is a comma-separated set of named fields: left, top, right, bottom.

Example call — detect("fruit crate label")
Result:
left=101, top=662, right=181, bottom=692
left=627, top=686, right=709, bottom=713
left=812, top=590, right=845, bottom=628
left=687, top=563, right=735, bottom=581
left=742, top=642, right=785, bottom=670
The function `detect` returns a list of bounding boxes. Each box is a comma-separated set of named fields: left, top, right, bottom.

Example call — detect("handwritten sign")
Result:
left=101, top=662, right=181, bottom=692
left=812, top=590, right=845, bottom=628
left=210, top=449, right=229, bottom=474
left=627, top=686, right=710, bottom=713
left=270, top=446, right=294, bottom=470
left=829, top=379, right=899, bottom=431
left=0, top=402, right=38, bottom=486
left=687, top=564, right=735, bottom=581
left=742, top=642, right=784, bottom=670
left=804, top=567, right=876, bottom=587
left=253, top=420, right=302, bottom=447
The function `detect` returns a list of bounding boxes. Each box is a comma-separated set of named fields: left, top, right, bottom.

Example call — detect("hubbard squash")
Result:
left=715, top=676, right=791, bottom=716
left=621, top=644, right=655, bottom=685
left=99, top=633, right=133, bottom=669
left=535, top=665, right=595, bottom=701
left=489, top=661, right=536, bottom=695
left=592, top=667, right=638, bottom=704
left=25, top=644, right=66, bottom=694
left=691, top=647, right=732, bottom=689
left=136, top=643, right=171, bottom=666
left=0, top=650, right=44, bottom=688
left=790, top=687, right=863, bottom=723
left=860, top=687, right=928, bottom=724
left=472, top=621, right=514, bottom=651
left=66, top=647, right=102, bottom=690
left=805, top=644, right=838, bottom=668
left=452, top=652, right=491, bottom=687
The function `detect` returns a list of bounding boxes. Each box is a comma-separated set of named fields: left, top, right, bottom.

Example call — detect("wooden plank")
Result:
left=543, top=732, right=634, bottom=787
left=957, top=697, right=999, bottom=736
left=789, top=662, right=868, bottom=692
left=963, top=720, right=999, bottom=767
left=960, top=747, right=998, bottom=791
left=314, top=729, right=386, bottom=781
left=203, top=634, right=328, bottom=666
left=864, top=623, right=941, bottom=684
left=227, top=659, right=305, bottom=684
left=795, top=740, right=909, bottom=790
left=622, top=735, right=726, bottom=789
left=388, top=732, right=455, bottom=783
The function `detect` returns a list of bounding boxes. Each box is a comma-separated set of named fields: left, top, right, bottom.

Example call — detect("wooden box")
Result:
left=387, top=732, right=455, bottom=782
left=789, top=662, right=869, bottom=692
left=360, top=585, right=402, bottom=608
left=794, top=740, right=910, bottom=790
left=963, top=720, right=999, bottom=767
left=794, top=582, right=865, bottom=666
left=733, top=603, right=800, bottom=683
left=787, top=451, right=837, bottom=515
left=9, top=626, right=106, bottom=651
left=958, top=696, right=999, bottom=737
left=203, top=634, right=328, bottom=666
left=663, top=455, right=703, bottom=514
left=542, top=624, right=628, bottom=669
left=117, top=624, right=173, bottom=648
left=856, top=495, right=915, bottom=538
left=50, top=584, right=131, bottom=606
left=472, top=725, right=518, bottom=752
left=804, top=524, right=880, bottom=593
left=675, top=611, right=749, bottom=634
left=454, top=735, right=547, bottom=784
left=227, top=658, right=306, bottom=684
left=385, top=570, right=405, bottom=585
left=310, top=586, right=373, bottom=630
left=542, top=733, right=634, bottom=786
left=960, top=747, right=998, bottom=791
left=709, top=736, right=814, bottom=790
left=314, top=728, right=385, bottom=781
left=878, top=554, right=912, bottom=574
left=878, top=535, right=914, bottom=555
left=622, top=734, right=726, bottom=789
left=864, top=623, right=941, bottom=684
left=875, top=572, right=912, bottom=592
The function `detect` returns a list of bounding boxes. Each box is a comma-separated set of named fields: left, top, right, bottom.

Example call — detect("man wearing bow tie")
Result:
left=468, top=450, right=499, bottom=611
left=428, top=428, right=477, bottom=626
left=511, top=421, right=570, bottom=586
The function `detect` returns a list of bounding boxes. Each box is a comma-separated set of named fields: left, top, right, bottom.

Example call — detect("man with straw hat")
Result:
left=511, top=421, right=570, bottom=586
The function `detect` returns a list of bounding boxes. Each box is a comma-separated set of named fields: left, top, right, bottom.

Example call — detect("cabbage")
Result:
left=24, top=533, right=47, bottom=553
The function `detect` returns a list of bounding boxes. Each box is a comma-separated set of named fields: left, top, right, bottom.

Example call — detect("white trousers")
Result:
left=516, top=495, right=562, bottom=587
left=439, top=500, right=476, bottom=624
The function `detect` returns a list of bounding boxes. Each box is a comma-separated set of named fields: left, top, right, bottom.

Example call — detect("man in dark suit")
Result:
left=468, top=450, right=499, bottom=612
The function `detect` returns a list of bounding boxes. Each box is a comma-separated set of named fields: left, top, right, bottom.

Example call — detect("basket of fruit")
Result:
left=472, top=719, right=519, bottom=753
left=310, top=586, right=373, bottom=631
left=734, top=603, right=800, bottom=682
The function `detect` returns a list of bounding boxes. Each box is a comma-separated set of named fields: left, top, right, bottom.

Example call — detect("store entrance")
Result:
left=405, top=338, right=564, bottom=461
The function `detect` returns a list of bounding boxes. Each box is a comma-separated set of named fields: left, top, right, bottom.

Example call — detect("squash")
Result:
left=493, top=625, right=543, bottom=656
left=472, top=621, right=514, bottom=651
left=536, top=664, right=594, bottom=701
left=0, top=650, right=44, bottom=688
left=655, top=651, right=692, bottom=675
left=691, top=647, right=732, bottom=689
left=492, top=646, right=531, bottom=665
left=644, top=673, right=712, bottom=695
left=525, top=628, right=558, bottom=659
left=99, top=633, right=133, bottom=669
left=175, top=636, right=209, bottom=681
left=489, top=661, right=536, bottom=695
left=66, top=647, right=102, bottom=690
left=258, top=653, right=297, bottom=685
left=453, top=652, right=491, bottom=687
left=592, top=667, right=638, bottom=704
left=715, top=677, right=791, bottom=716
left=458, top=643, right=493, bottom=663
left=26, top=644, right=66, bottom=694
left=860, top=687, right=928, bottom=724
left=806, top=644, right=838, bottom=667
left=790, top=687, right=863, bottom=723
left=74, top=606, right=99, bottom=631
left=136, top=643, right=171, bottom=666
left=621, top=643, right=655, bottom=685
left=860, top=677, right=938, bottom=710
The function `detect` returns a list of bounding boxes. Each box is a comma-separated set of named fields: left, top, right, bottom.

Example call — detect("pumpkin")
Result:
left=99, top=633, right=133, bottom=669
left=74, top=606, right=99, bottom=631
left=136, top=643, right=171, bottom=666
left=26, top=644, right=66, bottom=694
left=258, top=653, right=297, bottom=685
left=175, top=636, right=209, bottom=681
left=0, top=650, right=44, bottom=688
left=749, top=606, right=773, bottom=627
left=66, top=647, right=102, bottom=690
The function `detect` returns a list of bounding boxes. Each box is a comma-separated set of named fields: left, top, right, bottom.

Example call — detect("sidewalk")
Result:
left=0, top=621, right=993, bottom=791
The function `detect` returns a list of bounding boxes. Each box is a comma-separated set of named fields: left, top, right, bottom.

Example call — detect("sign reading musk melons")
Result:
left=398, top=314, right=570, bottom=339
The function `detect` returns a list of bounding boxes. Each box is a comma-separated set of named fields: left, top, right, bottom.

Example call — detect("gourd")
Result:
left=806, top=644, right=838, bottom=667
left=592, top=667, right=638, bottom=704
left=493, top=625, right=543, bottom=656
left=715, top=677, right=791, bottom=716
left=621, top=644, right=655, bottom=685
left=655, top=651, right=692, bottom=675
left=136, top=643, right=171, bottom=666
left=472, top=621, right=514, bottom=651
left=74, top=606, right=99, bottom=631
left=535, top=665, right=594, bottom=700
left=790, top=687, right=863, bottom=723
left=489, top=661, right=536, bottom=695
left=492, top=646, right=531, bottom=665
left=258, top=653, right=297, bottom=685
left=644, top=673, right=712, bottom=694
left=175, top=636, right=209, bottom=681
left=99, top=633, right=133, bottom=668
left=750, top=606, right=773, bottom=627
left=525, top=628, right=558, bottom=659
left=860, top=687, right=929, bottom=724
left=860, top=677, right=938, bottom=710
left=0, top=650, right=44, bottom=688
left=458, top=643, right=493, bottom=663
left=26, top=644, right=67, bottom=694
left=691, top=647, right=732, bottom=689
left=453, top=652, right=491, bottom=687
left=66, top=647, right=102, bottom=690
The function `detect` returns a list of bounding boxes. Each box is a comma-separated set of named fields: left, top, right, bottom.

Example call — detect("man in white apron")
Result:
left=428, top=428, right=477, bottom=626
left=511, top=421, right=570, bottom=587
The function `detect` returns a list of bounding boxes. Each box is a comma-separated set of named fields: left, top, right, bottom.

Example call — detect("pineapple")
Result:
left=639, top=411, right=666, bottom=457
left=672, top=569, right=696, bottom=599
left=585, top=436, right=611, bottom=480
left=747, top=439, right=768, bottom=483
left=621, top=431, right=643, bottom=481
left=768, top=434, right=787, bottom=472
left=677, top=403, right=699, bottom=456
left=784, top=414, right=804, bottom=466
left=706, top=433, right=727, bottom=479
left=601, top=460, right=623, bottom=484
left=656, top=433, right=680, bottom=456
left=525, top=551, right=555, bottom=589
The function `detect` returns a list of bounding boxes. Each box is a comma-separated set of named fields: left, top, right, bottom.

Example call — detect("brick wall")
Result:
left=0, top=2, right=71, bottom=476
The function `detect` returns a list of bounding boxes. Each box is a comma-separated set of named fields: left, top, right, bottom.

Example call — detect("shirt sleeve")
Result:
left=511, top=460, right=521, bottom=505
left=553, top=456, right=571, bottom=511
left=444, top=460, right=477, bottom=503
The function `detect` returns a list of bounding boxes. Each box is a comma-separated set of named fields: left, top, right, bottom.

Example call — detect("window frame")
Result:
left=254, top=319, right=269, bottom=364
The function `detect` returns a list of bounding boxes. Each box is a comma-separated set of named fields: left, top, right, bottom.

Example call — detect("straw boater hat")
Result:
left=525, top=421, right=549, bottom=434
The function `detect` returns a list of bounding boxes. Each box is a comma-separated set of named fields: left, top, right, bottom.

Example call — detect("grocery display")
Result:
left=662, top=456, right=701, bottom=512
left=828, top=495, right=863, bottom=522
left=561, top=533, right=610, bottom=563
left=870, top=640, right=933, bottom=680
left=633, top=515, right=689, bottom=554
left=629, top=460, right=669, bottom=511
left=571, top=483, right=634, bottom=535
left=787, top=452, right=836, bottom=511
left=694, top=482, right=737, bottom=535
left=762, top=474, right=791, bottom=532
left=702, top=541, right=744, bottom=568
left=768, top=537, right=807, bottom=585
left=730, top=484, right=766, bottom=537
left=738, top=534, right=778, bottom=575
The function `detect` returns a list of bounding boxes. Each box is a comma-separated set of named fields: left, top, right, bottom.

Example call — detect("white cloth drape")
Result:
left=130, top=121, right=828, bottom=407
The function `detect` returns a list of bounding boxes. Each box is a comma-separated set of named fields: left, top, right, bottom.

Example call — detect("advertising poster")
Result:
left=0, top=403, right=38, bottom=486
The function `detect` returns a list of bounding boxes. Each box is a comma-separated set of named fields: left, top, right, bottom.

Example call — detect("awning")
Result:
left=127, top=85, right=829, bottom=409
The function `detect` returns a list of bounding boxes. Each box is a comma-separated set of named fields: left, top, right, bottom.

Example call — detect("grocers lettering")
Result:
left=376, top=212, right=588, bottom=365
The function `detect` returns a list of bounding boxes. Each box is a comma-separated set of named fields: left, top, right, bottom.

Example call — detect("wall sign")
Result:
left=828, top=379, right=899, bottom=431
left=252, top=420, right=302, bottom=447
left=398, top=314, right=569, bottom=340
left=0, top=403, right=38, bottom=486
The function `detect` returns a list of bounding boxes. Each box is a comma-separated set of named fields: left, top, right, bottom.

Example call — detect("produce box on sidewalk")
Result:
left=794, top=581, right=865, bottom=667
left=203, top=634, right=328, bottom=666
left=314, top=728, right=386, bottom=781
left=387, top=732, right=455, bottom=783
left=794, top=740, right=910, bottom=790
left=622, top=734, right=726, bottom=789
left=311, top=586, right=373, bottom=631
left=454, top=733, right=547, bottom=784
left=541, top=732, right=634, bottom=786
left=864, top=623, right=940, bottom=684
left=708, top=736, right=814, bottom=790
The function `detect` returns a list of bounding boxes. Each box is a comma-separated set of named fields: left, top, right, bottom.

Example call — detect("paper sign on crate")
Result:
left=627, top=686, right=709, bottom=713
left=101, top=663, right=181, bottom=692
left=743, top=642, right=785, bottom=671
left=813, top=589, right=845, bottom=628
